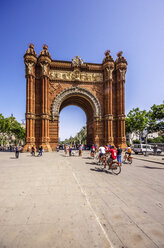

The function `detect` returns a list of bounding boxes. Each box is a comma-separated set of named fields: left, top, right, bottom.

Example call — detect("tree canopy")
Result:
left=125, top=102, right=164, bottom=143
left=0, top=114, right=25, bottom=146
left=60, top=126, right=87, bottom=145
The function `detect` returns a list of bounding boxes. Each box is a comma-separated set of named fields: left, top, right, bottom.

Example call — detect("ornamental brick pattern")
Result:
left=23, top=44, right=127, bottom=151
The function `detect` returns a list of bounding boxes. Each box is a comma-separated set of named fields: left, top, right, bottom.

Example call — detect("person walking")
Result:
left=39, top=146, right=43, bottom=156
left=15, top=146, right=20, bottom=159
left=117, top=146, right=122, bottom=165
left=69, top=144, right=72, bottom=156
left=79, top=144, right=83, bottom=156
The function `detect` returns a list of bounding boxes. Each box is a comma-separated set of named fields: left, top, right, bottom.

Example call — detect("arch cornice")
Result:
left=51, top=86, right=102, bottom=119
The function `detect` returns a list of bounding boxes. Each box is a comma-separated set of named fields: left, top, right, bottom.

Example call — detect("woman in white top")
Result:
left=99, top=146, right=106, bottom=158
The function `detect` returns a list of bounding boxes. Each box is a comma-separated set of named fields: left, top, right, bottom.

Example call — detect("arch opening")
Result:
left=50, top=87, right=102, bottom=149
left=59, top=105, right=86, bottom=143
left=58, top=94, right=96, bottom=146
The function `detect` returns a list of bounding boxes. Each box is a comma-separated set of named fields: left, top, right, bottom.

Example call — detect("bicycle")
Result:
left=123, top=153, right=133, bottom=164
left=106, top=160, right=121, bottom=175
left=31, top=151, right=35, bottom=156
left=97, top=154, right=107, bottom=166
left=90, top=151, right=95, bottom=158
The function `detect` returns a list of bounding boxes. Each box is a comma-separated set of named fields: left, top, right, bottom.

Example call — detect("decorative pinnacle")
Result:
left=104, top=50, right=110, bottom=57
left=29, top=43, right=34, bottom=49
left=117, top=51, right=123, bottom=57
left=43, top=44, right=48, bottom=50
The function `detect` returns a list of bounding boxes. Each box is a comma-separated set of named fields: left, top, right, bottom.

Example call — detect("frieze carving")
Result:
left=51, top=86, right=102, bottom=119
left=49, top=69, right=103, bottom=82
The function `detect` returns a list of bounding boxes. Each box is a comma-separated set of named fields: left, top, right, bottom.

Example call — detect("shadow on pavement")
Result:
left=90, top=167, right=112, bottom=174
left=60, top=154, right=68, bottom=157
left=140, top=166, right=164, bottom=170
left=86, top=162, right=98, bottom=165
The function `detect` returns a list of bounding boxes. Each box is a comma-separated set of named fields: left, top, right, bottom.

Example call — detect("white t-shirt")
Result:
left=99, top=146, right=106, bottom=154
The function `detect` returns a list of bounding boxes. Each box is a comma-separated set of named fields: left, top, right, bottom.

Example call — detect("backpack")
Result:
left=111, top=149, right=117, bottom=160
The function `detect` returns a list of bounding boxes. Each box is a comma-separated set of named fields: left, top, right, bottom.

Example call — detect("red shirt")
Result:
left=109, top=149, right=117, bottom=160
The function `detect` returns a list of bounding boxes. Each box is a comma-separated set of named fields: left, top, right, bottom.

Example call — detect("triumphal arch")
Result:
left=23, top=44, right=127, bottom=151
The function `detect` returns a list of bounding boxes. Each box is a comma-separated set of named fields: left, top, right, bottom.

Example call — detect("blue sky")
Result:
left=0, top=0, right=164, bottom=140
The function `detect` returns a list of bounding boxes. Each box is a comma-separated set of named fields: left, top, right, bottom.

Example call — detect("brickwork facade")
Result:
left=23, top=44, right=127, bottom=151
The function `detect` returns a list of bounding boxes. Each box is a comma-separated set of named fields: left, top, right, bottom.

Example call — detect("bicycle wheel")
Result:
left=101, top=155, right=107, bottom=166
left=128, top=159, right=132, bottom=164
left=111, top=163, right=121, bottom=175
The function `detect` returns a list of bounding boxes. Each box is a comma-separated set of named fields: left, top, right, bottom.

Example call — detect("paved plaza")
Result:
left=0, top=151, right=164, bottom=248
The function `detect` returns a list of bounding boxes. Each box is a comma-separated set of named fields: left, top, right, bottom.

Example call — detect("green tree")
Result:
left=62, top=126, right=87, bottom=145
left=126, top=108, right=149, bottom=143
left=147, top=103, right=164, bottom=133
left=0, top=114, right=25, bottom=146
left=147, top=136, right=164, bottom=144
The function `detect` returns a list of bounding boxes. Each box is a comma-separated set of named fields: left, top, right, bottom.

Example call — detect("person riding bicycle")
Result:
left=31, top=146, right=35, bottom=156
left=107, top=146, right=117, bottom=169
left=127, top=145, right=132, bottom=158
left=99, top=145, right=106, bottom=162
left=91, top=144, right=96, bottom=157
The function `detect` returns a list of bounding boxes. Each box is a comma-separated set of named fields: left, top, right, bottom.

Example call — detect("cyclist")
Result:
left=31, top=146, right=35, bottom=156
left=127, top=145, right=132, bottom=158
left=107, top=146, right=117, bottom=169
left=91, top=144, right=96, bottom=157
left=124, top=145, right=132, bottom=162
left=98, top=145, right=106, bottom=163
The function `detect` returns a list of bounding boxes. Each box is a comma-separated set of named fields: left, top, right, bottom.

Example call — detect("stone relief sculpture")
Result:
left=25, top=62, right=34, bottom=75
left=105, top=67, right=114, bottom=80
left=40, top=62, right=49, bottom=76
left=72, top=56, right=84, bottom=67
left=49, top=70, right=103, bottom=82
left=119, top=69, right=126, bottom=80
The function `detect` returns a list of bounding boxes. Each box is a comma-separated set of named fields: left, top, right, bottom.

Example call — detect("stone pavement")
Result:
left=0, top=151, right=164, bottom=248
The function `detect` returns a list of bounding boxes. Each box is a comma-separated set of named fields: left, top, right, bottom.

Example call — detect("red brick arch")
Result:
left=23, top=45, right=127, bottom=151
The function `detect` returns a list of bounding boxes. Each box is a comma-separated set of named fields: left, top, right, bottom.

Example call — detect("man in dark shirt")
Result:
left=117, top=146, right=122, bottom=164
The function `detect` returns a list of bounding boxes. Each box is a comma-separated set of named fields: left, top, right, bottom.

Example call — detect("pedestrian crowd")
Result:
left=10, top=142, right=132, bottom=163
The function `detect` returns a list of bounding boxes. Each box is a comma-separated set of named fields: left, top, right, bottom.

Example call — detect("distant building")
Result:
left=126, top=132, right=159, bottom=144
